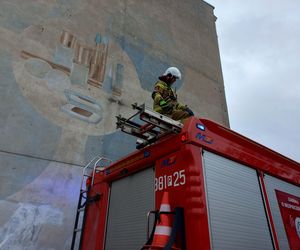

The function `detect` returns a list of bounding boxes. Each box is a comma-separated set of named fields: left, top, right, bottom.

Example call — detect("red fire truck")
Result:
left=71, top=104, right=300, bottom=250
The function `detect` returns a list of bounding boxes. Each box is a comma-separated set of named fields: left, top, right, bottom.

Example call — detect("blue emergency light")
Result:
left=196, top=123, right=205, bottom=131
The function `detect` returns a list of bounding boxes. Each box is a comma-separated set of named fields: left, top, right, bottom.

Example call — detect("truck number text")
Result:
left=155, top=170, right=186, bottom=191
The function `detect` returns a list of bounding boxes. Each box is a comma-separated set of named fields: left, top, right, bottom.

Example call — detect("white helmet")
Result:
left=163, top=67, right=181, bottom=80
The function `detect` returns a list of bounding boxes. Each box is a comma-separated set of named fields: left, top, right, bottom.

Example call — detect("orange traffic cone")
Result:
left=149, top=192, right=180, bottom=250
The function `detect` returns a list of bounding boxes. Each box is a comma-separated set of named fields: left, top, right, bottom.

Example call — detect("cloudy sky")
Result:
left=207, top=0, right=300, bottom=162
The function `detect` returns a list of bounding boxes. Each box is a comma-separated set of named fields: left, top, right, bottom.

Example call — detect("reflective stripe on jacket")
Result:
left=152, top=80, right=185, bottom=113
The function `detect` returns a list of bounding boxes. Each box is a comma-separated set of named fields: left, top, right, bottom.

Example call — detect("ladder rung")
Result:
left=74, top=228, right=82, bottom=232
left=78, top=208, right=85, bottom=212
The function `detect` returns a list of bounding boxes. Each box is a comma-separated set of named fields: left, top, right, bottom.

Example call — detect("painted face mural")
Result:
left=9, top=17, right=184, bottom=162
left=0, top=0, right=202, bottom=249
left=9, top=19, right=153, bottom=163
left=13, top=25, right=148, bottom=136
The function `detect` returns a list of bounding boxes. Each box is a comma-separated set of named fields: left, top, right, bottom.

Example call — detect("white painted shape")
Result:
left=0, top=202, right=63, bottom=249
left=24, top=58, right=51, bottom=79
left=45, top=69, right=71, bottom=92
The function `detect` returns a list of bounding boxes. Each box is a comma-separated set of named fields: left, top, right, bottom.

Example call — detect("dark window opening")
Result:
left=71, top=107, right=93, bottom=117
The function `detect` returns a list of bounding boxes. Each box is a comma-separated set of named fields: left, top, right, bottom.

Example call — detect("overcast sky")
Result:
left=207, top=0, right=300, bottom=162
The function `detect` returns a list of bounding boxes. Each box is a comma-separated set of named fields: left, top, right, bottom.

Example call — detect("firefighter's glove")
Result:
left=185, top=107, right=194, bottom=116
left=159, top=100, right=174, bottom=113
left=170, top=94, right=177, bottom=101
left=151, top=91, right=157, bottom=100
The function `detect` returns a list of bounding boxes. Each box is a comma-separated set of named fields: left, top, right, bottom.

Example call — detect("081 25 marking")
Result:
left=155, top=170, right=186, bottom=191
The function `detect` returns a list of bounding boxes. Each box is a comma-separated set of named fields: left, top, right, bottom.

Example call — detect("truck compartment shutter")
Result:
left=264, top=174, right=300, bottom=250
left=105, top=167, right=154, bottom=250
left=202, top=150, right=273, bottom=250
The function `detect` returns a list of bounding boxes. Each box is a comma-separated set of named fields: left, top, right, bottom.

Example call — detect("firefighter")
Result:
left=152, top=67, right=194, bottom=122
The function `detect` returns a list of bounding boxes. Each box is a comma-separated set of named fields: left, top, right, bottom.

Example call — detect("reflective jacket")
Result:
left=152, top=80, right=185, bottom=113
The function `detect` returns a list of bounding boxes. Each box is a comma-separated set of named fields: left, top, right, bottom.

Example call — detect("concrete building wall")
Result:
left=0, top=0, right=228, bottom=248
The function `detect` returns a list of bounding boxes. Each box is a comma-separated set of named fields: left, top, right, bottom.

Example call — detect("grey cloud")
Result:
left=208, top=0, right=300, bottom=161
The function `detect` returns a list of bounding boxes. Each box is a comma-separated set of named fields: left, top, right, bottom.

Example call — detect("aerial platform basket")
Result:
left=116, top=103, right=183, bottom=149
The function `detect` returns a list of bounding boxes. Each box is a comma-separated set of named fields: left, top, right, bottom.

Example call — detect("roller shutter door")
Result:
left=105, top=167, right=154, bottom=250
left=203, top=150, right=273, bottom=250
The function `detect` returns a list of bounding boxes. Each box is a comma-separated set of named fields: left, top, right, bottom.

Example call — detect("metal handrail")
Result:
left=80, top=156, right=98, bottom=191
left=71, top=155, right=111, bottom=250
left=91, top=157, right=112, bottom=186
left=80, top=156, right=112, bottom=190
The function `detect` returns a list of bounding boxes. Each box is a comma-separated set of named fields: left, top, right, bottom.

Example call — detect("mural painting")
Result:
left=0, top=2, right=180, bottom=248
left=0, top=0, right=221, bottom=248
left=13, top=24, right=153, bottom=163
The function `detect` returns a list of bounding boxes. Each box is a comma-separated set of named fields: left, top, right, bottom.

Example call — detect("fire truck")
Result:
left=71, top=104, right=300, bottom=250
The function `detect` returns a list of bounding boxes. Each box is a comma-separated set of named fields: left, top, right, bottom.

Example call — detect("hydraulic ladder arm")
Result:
left=116, top=103, right=183, bottom=149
